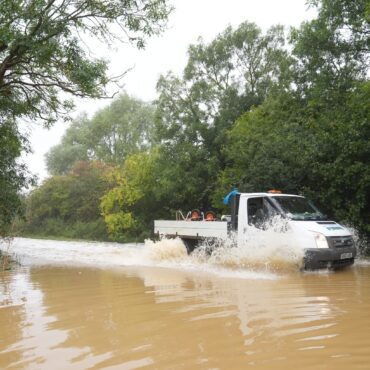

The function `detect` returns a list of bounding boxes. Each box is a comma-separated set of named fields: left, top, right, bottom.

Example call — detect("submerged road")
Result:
left=1, top=238, right=369, bottom=369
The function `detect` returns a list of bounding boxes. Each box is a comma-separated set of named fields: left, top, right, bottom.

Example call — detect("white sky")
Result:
left=23, top=0, right=316, bottom=182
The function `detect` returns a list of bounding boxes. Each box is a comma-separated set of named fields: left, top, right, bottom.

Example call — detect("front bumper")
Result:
left=303, top=247, right=357, bottom=270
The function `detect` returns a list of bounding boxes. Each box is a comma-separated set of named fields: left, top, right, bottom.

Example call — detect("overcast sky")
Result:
left=24, top=0, right=316, bottom=182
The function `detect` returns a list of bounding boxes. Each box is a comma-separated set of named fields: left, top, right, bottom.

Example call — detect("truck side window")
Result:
left=248, top=197, right=278, bottom=228
left=248, top=197, right=264, bottom=227
left=264, top=198, right=279, bottom=219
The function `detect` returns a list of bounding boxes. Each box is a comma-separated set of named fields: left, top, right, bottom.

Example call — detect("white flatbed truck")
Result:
left=154, top=190, right=357, bottom=269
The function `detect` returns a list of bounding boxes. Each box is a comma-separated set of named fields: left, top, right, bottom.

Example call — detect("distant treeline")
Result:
left=16, top=0, right=370, bottom=251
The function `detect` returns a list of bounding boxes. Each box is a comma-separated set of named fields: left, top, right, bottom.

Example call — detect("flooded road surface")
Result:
left=1, top=238, right=370, bottom=369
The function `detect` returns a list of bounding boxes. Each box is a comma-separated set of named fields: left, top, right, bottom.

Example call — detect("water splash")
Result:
left=149, top=224, right=304, bottom=273
left=1, top=219, right=306, bottom=280
left=341, top=224, right=369, bottom=263
left=147, top=217, right=304, bottom=272
left=144, top=238, right=188, bottom=261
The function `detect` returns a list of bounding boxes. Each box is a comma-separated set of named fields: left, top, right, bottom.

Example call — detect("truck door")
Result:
left=247, top=197, right=278, bottom=229
left=236, top=195, right=279, bottom=246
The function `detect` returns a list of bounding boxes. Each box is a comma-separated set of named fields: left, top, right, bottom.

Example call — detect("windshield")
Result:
left=272, top=196, right=326, bottom=221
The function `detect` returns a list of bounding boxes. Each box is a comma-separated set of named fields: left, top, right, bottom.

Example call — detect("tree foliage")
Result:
left=0, top=0, right=171, bottom=234
left=0, top=121, right=34, bottom=235
left=214, top=94, right=311, bottom=202
left=0, top=0, right=171, bottom=124
left=218, top=0, right=370, bottom=244
left=46, top=93, right=156, bottom=175
left=151, top=22, right=291, bottom=213
left=100, top=142, right=222, bottom=241
left=100, top=149, right=170, bottom=241
left=156, top=22, right=290, bottom=153
left=217, top=83, right=370, bottom=237
left=20, top=161, right=112, bottom=240
left=291, top=0, right=369, bottom=100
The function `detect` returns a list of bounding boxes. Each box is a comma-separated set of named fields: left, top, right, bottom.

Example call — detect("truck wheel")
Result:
left=181, top=238, right=198, bottom=254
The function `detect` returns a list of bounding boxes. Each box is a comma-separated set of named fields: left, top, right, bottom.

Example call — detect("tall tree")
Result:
left=0, top=0, right=171, bottom=124
left=0, top=0, right=171, bottom=232
left=21, top=161, right=112, bottom=240
left=46, top=93, right=156, bottom=175
left=157, top=22, right=291, bottom=157
left=100, top=150, right=160, bottom=241
left=291, top=0, right=369, bottom=101
left=218, top=0, right=370, bottom=246
left=290, top=0, right=370, bottom=242
left=154, top=22, right=291, bottom=211
left=0, top=120, right=34, bottom=235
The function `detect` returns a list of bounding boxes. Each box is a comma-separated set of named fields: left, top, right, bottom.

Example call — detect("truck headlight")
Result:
left=311, top=232, right=329, bottom=248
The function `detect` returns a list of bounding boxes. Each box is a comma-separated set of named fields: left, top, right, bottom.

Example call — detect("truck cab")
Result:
left=229, top=192, right=356, bottom=269
left=154, top=191, right=357, bottom=270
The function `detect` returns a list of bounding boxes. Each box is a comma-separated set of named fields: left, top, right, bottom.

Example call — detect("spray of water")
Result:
left=146, top=217, right=305, bottom=273
left=144, top=238, right=188, bottom=261
left=0, top=217, right=314, bottom=278
left=342, top=224, right=369, bottom=264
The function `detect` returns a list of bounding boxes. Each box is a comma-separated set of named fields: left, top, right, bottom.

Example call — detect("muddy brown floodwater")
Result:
left=1, top=238, right=370, bottom=370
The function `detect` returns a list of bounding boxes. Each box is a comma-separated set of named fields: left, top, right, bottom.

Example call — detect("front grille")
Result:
left=317, top=258, right=354, bottom=268
left=328, top=236, right=354, bottom=248
left=331, top=258, right=355, bottom=267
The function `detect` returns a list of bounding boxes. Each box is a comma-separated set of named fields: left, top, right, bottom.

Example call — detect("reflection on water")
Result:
left=0, top=239, right=370, bottom=369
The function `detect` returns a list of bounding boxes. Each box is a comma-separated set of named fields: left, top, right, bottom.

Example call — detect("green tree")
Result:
left=100, top=150, right=161, bottom=241
left=302, top=82, right=370, bottom=243
left=0, top=121, right=34, bottom=235
left=218, top=0, right=370, bottom=246
left=100, top=144, right=219, bottom=241
left=156, top=22, right=291, bottom=158
left=153, top=22, right=291, bottom=214
left=46, top=94, right=156, bottom=175
left=21, top=161, right=112, bottom=240
left=0, top=0, right=170, bottom=232
left=214, top=94, right=310, bottom=205
left=290, top=0, right=369, bottom=102
left=218, top=83, right=370, bottom=242
left=290, top=0, right=370, bottom=244
left=0, top=0, right=171, bottom=124
left=45, top=113, right=91, bottom=175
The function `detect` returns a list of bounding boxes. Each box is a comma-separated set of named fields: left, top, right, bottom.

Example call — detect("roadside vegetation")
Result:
left=0, top=236, right=16, bottom=271
left=1, top=0, right=369, bottom=252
